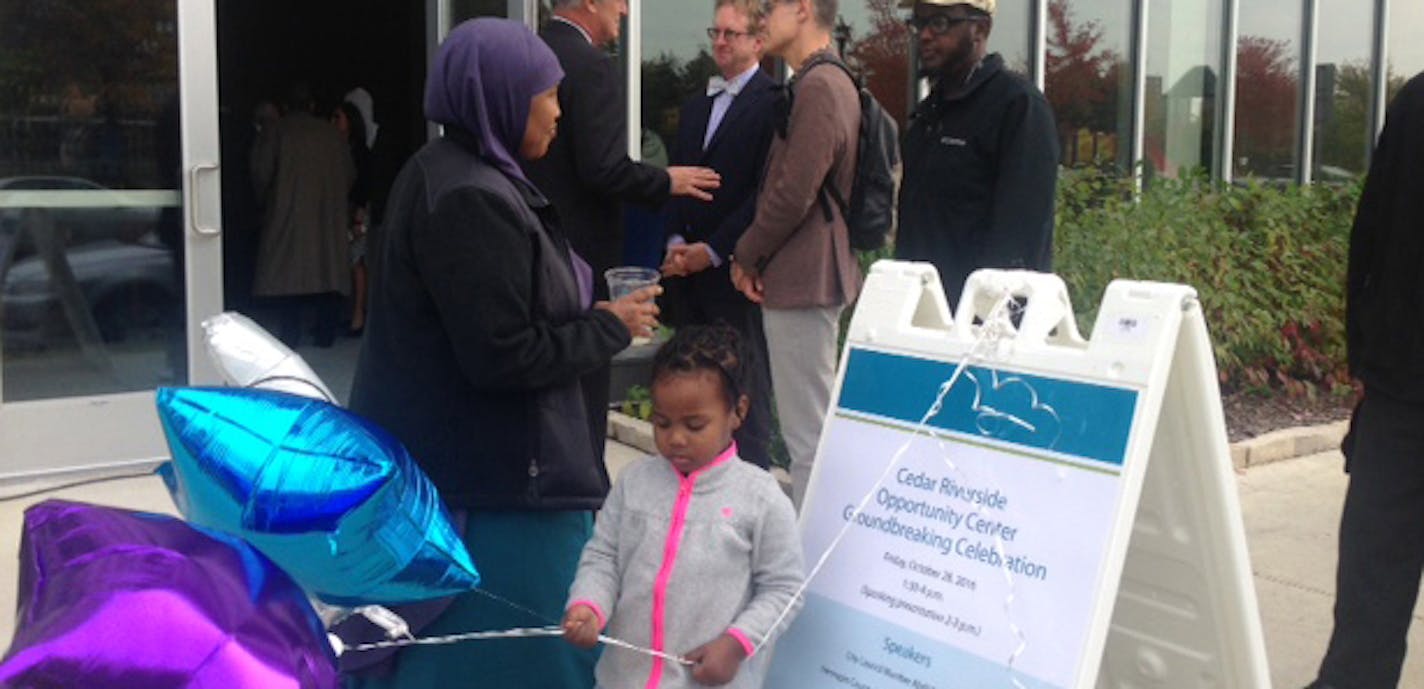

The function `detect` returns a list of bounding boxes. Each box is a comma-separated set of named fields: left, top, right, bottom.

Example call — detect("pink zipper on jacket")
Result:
left=644, top=443, right=738, bottom=689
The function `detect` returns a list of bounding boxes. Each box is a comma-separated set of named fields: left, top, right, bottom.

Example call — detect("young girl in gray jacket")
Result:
left=563, top=325, right=805, bottom=688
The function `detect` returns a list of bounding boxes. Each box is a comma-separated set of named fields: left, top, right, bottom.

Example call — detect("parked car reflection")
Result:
left=1, top=176, right=178, bottom=349
left=2, top=236, right=180, bottom=347
left=0, top=176, right=163, bottom=259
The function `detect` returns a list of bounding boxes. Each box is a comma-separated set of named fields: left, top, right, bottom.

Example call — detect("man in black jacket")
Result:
left=660, top=0, right=778, bottom=468
left=895, top=0, right=1058, bottom=309
left=1307, top=72, right=1424, bottom=689
left=523, top=0, right=720, bottom=465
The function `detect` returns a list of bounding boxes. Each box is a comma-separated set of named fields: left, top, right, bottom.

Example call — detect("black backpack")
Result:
left=802, top=55, right=901, bottom=252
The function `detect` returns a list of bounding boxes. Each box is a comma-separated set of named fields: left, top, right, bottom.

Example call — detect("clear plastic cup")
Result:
left=604, top=267, right=660, bottom=345
left=604, top=267, right=661, bottom=301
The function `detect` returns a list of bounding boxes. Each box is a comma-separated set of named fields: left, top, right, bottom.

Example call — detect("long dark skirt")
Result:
left=344, top=510, right=598, bottom=688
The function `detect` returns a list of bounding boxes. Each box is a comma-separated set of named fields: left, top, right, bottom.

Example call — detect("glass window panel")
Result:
left=451, top=0, right=508, bottom=21
left=1386, top=0, right=1424, bottom=105
left=1311, top=0, right=1373, bottom=179
left=0, top=0, right=186, bottom=401
left=642, top=0, right=719, bottom=154
left=1143, top=0, right=1222, bottom=179
left=990, top=0, right=1035, bottom=79
left=1232, top=0, right=1301, bottom=180
left=1043, top=0, right=1135, bottom=170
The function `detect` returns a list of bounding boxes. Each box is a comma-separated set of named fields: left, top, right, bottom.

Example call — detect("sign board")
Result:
left=767, top=263, right=1269, bottom=689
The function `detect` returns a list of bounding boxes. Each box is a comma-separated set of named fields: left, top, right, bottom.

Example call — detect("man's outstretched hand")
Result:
left=667, top=166, right=721, bottom=201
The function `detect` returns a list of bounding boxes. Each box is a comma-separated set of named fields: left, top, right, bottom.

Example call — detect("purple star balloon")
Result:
left=0, top=500, right=338, bottom=688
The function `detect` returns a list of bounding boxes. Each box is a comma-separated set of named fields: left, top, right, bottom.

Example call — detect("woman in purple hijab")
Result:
left=345, top=18, right=659, bottom=688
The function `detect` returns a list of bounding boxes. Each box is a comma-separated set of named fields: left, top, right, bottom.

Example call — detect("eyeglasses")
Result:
left=906, top=13, right=985, bottom=35
left=706, top=27, right=753, bottom=40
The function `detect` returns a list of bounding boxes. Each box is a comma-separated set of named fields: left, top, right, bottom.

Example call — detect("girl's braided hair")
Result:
left=651, top=324, right=748, bottom=411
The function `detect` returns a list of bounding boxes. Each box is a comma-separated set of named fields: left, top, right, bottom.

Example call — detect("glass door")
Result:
left=0, top=0, right=222, bottom=480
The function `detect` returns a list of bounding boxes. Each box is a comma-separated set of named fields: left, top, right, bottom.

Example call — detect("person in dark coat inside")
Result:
left=659, top=0, right=779, bottom=468
left=1306, top=71, right=1424, bottom=689
left=344, top=18, right=660, bottom=688
left=523, top=0, right=722, bottom=468
left=894, top=0, right=1059, bottom=309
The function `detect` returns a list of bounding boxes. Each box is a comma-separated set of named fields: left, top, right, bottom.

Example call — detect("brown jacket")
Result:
left=734, top=50, right=862, bottom=310
left=251, top=111, right=355, bottom=297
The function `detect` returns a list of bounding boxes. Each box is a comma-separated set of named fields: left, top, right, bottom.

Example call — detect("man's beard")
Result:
left=919, top=39, right=976, bottom=84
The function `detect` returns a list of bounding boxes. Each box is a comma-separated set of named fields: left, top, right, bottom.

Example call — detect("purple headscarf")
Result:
left=425, top=18, right=563, bottom=184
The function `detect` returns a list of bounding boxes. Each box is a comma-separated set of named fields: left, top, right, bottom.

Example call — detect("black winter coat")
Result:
left=895, top=53, right=1059, bottom=308
left=350, top=129, right=629, bottom=511
left=1347, top=71, right=1424, bottom=404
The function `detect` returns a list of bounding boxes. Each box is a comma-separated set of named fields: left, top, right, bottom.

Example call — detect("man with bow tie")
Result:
left=660, top=0, right=779, bottom=468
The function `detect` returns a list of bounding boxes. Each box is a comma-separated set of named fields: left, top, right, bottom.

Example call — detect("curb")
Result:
left=1229, top=419, right=1349, bottom=471
left=611, top=412, right=1348, bottom=477
left=607, top=411, right=656, bottom=455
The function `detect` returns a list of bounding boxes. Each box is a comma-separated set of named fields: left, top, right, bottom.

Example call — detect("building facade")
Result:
left=0, top=0, right=1418, bottom=477
left=464, top=0, right=1420, bottom=184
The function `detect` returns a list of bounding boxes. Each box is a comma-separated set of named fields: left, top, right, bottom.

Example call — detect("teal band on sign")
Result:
left=837, top=349, right=1138, bottom=467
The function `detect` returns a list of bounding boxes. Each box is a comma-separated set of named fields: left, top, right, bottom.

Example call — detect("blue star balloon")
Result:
left=154, top=387, right=479, bottom=606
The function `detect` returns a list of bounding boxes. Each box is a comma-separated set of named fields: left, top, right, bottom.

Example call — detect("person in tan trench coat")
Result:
left=251, top=83, right=355, bottom=347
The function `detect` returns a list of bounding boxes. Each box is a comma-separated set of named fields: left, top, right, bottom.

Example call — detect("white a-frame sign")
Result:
left=767, top=262, right=1269, bottom=688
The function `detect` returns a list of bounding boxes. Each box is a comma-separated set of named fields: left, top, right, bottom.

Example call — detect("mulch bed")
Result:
left=1221, top=391, right=1357, bottom=443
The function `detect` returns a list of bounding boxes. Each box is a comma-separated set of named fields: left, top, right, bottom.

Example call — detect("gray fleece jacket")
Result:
left=567, top=447, right=804, bottom=689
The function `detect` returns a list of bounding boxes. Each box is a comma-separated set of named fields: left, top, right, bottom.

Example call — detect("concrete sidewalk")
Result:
left=1241, top=449, right=1424, bottom=688
left=1, top=443, right=1420, bottom=687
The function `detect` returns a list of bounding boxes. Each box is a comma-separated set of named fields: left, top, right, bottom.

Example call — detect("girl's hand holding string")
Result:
left=684, top=633, right=747, bottom=685
left=561, top=605, right=601, bottom=649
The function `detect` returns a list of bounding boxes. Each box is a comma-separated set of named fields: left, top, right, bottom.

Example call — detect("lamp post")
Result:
left=834, top=14, right=851, bottom=56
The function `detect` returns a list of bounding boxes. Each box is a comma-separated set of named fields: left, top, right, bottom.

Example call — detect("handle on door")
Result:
left=188, top=162, right=221, bottom=236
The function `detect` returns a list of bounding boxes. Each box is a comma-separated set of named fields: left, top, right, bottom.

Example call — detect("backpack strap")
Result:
left=798, top=55, right=859, bottom=223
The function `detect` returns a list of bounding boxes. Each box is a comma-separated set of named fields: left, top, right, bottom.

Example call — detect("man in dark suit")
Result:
left=661, top=0, right=778, bottom=468
left=523, top=0, right=720, bottom=465
left=524, top=0, right=721, bottom=283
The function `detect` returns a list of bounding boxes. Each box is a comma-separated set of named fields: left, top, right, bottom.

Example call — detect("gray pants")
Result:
left=763, top=304, right=843, bottom=509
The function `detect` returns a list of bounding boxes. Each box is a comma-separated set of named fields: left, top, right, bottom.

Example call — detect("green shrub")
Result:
left=620, top=384, right=652, bottom=421
left=1054, top=168, right=1360, bottom=396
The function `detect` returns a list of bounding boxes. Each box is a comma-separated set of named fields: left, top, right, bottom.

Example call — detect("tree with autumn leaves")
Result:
left=1232, top=36, right=1298, bottom=177
left=0, top=0, right=178, bottom=183
left=0, top=0, right=177, bottom=117
left=845, top=0, right=912, bottom=127
left=1043, top=0, right=1125, bottom=167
